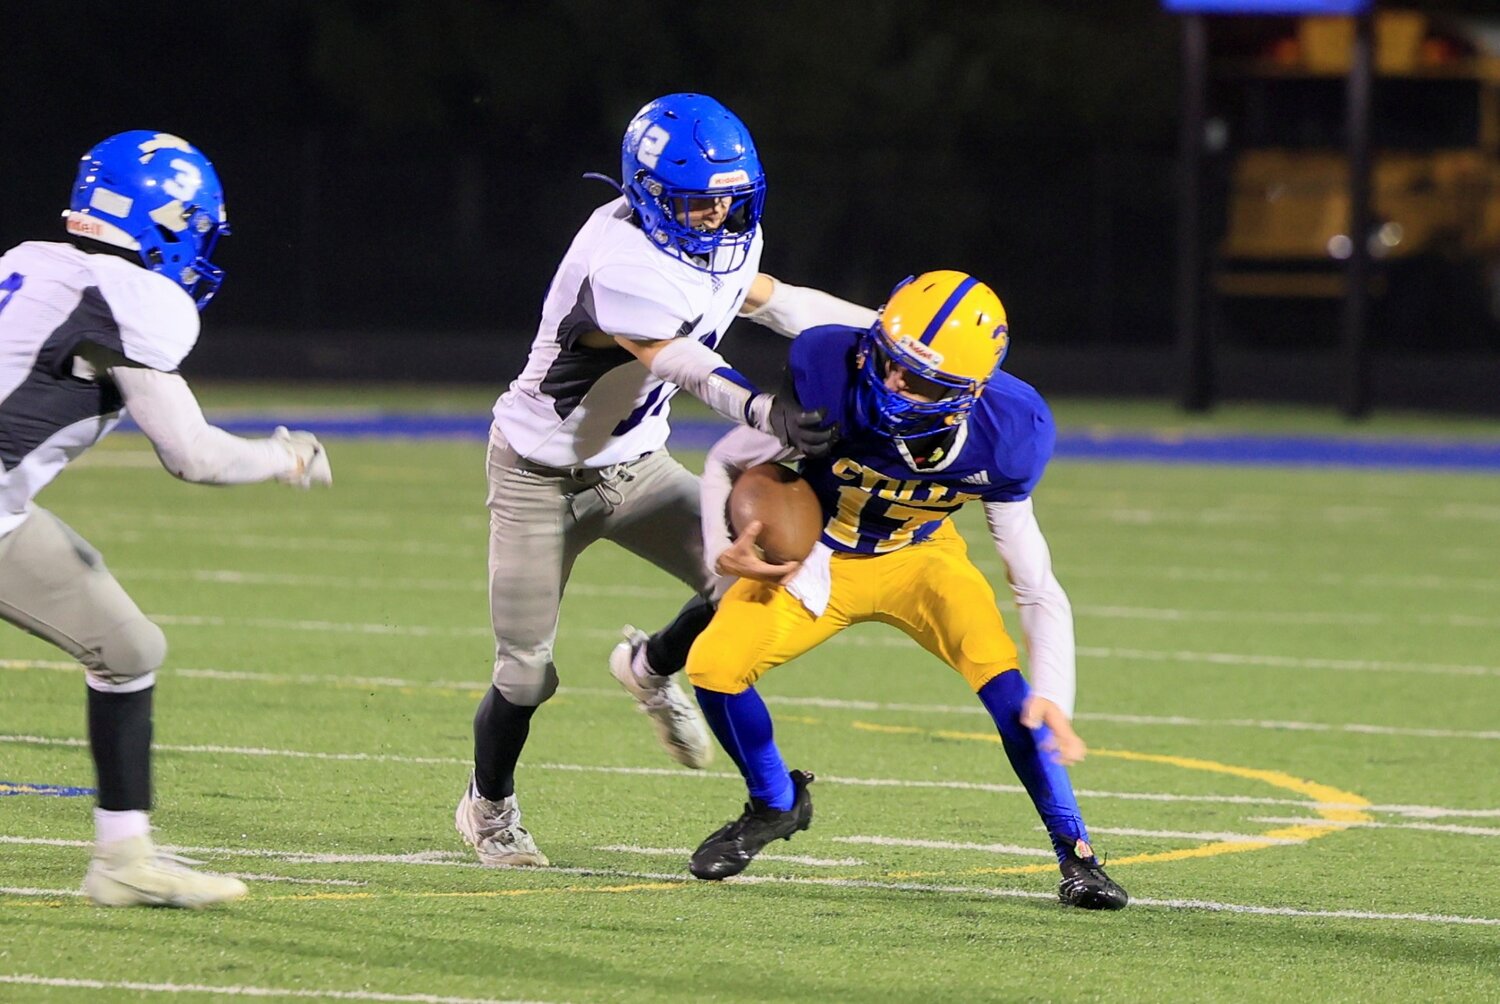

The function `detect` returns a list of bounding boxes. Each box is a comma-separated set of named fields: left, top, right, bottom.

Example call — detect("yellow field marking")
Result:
left=853, top=722, right=1373, bottom=879
left=269, top=881, right=681, bottom=903
left=851, top=722, right=924, bottom=736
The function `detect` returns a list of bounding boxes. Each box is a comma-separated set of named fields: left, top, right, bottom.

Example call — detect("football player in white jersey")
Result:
left=0, top=131, right=332, bottom=907
left=456, top=93, right=877, bottom=867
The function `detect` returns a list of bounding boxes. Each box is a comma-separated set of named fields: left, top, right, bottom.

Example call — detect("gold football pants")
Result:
left=687, top=520, right=1018, bottom=694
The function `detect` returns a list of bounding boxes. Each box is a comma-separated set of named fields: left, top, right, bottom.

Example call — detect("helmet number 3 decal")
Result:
left=636, top=125, right=670, bottom=170
left=163, top=159, right=203, bottom=202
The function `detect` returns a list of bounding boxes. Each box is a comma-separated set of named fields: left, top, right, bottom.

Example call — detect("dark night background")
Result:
left=3, top=1, right=1497, bottom=409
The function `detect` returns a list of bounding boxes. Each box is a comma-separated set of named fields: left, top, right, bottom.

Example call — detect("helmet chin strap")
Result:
left=892, top=420, right=968, bottom=473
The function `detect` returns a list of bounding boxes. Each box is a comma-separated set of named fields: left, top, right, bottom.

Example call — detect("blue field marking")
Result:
left=0, top=781, right=94, bottom=797
left=1055, top=430, right=1500, bottom=472
left=122, top=414, right=1500, bottom=472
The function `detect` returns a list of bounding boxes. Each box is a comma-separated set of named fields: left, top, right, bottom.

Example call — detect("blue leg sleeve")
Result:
left=978, top=669, right=1091, bottom=863
left=695, top=686, right=793, bottom=811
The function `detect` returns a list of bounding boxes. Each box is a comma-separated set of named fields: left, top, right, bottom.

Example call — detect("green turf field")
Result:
left=2, top=390, right=1498, bottom=1003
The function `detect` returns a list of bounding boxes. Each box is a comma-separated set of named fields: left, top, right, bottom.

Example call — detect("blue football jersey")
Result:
left=788, top=325, right=1055, bottom=554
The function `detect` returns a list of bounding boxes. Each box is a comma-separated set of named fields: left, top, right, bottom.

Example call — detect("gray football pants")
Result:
left=0, top=508, right=165, bottom=692
left=486, top=424, right=714, bottom=706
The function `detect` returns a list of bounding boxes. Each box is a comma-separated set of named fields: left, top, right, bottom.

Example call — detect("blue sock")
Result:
left=978, top=670, right=1092, bottom=864
left=695, top=686, right=794, bottom=811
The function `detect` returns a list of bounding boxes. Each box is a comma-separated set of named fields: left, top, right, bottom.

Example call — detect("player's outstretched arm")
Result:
left=984, top=497, right=1085, bottom=764
left=616, top=336, right=837, bottom=457
left=738, top=274, right=878, bottom=338
left=107, top=363, right=331, bottom=488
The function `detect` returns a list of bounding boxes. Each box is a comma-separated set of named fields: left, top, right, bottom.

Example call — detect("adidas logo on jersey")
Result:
left=960, top=471, right=991, bottom=485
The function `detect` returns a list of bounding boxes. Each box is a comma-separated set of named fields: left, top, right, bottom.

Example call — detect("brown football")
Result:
left=727, top=463, right=824, bottom=564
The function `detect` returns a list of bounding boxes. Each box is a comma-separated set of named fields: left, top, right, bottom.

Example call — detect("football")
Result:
left=727, top=463, right=823, bottom=564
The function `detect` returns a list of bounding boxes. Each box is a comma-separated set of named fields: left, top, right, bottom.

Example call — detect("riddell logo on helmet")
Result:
left=895, top=336, right=944, bottom=368
left=708, top=170, right=750, bottom=188
left=66, top=216, right=106, bottom=238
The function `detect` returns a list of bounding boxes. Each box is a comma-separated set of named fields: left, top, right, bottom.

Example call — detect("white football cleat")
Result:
left=609, top=624, right=713, bottom=769
left=83, top=834, right=248, bottom=908
left=454, top=776, right=549, bottom=867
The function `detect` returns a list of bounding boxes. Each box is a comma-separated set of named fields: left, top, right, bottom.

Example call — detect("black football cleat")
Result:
left=1057, top=839, right=1129, bottom=910
left=690, top=770, right=814, bottom=880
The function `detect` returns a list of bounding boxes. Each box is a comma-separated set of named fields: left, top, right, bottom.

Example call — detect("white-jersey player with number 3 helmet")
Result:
left=457, top=93, right=877, bottom=868
left=0, top=131, right=333, bottom=907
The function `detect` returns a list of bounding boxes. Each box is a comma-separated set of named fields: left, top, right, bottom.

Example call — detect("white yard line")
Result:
left=593, top=845, right=864, bottom=867
left=77, top=519, right=1500, bottom=590
left=1074, top=605, right=1500, bottom=630
left=105, top=566, right=1500, bottom=629
left=0, top=975, right=551, bottom=1004
left=985, top=560, right=1500, bottom=595
left=150, top=614, right=493, bottom=639
left=92, top=512, right=413, bottom=531
left=0, top=734, right=469, bottom=768
left=217, top=873, right=368, bottom=887
left=3, top=734, right=1494, bottom=820
left=1250, top=817, right=1500, bottom=838
left=522, top=863, right=1500, bottom=927
left=1079, top=826, right=1305, bottom=845
left=3, top=844, right=1497, bottom=929
left=830, top=836, right=1054, bottom=857
left=1076, top=711, right=1500, bottom=742
left=8, top=633, right=1500, bottom=696
left=116, top=568, right=683, bottom=601
left=104, top=529, right=480, bottom=559
left=0, top=659, right=79, bottom=671
left=1071, top=645, right=1500, bottom=679
left=62, top=614, right=1500, bottom=678
left=0, top=836, right=476, bottom=867
left=8, top=658, right=1500, bottom=740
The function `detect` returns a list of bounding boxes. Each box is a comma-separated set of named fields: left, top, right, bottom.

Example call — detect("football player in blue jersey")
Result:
left=683, top=270, right=1128, bottom=909
left=0, top=131, right=332, bottom=907
left=456, top=93, right=877, bottom=868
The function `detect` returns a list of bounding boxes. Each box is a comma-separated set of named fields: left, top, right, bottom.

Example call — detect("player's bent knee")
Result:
left=684, top=657, right=755, bottom=695
left=91, top=617, right=167, bottom=688
left=977, top=669, right=1029, bottom=734
left=962, top=662, right=1013, bottom=694
left=491, top=661, right=560, bottom=707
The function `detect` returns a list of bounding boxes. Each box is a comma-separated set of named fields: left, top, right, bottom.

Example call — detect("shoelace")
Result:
left=637, top=681, right=692, bottom=709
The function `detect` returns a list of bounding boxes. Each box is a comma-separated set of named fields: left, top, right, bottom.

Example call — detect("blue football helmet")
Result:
left=858, top=271, right=1010, bottom=442
left=62, top=131, right=229, bottom=309
left=595, top=93, right=766, bottom=275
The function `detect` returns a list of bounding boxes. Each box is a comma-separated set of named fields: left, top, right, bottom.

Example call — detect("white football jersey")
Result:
left=0, top=241, right=199, bottom=535
left=493, top=197, right=763, bottom=468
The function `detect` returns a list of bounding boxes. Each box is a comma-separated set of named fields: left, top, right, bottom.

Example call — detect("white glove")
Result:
left=272, top=426, right=332, bottom=489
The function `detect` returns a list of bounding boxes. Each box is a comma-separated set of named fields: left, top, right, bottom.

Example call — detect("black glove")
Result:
left=764, top=371, right=839, bottom=458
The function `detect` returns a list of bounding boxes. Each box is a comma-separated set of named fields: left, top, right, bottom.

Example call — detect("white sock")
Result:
left=94, top=808, right=150, bottom=846
left=631, top=642, right=657, bottom=682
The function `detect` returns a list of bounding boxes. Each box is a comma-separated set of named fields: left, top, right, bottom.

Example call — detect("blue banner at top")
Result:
left=1163, top=0, right=1369, bottom=12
